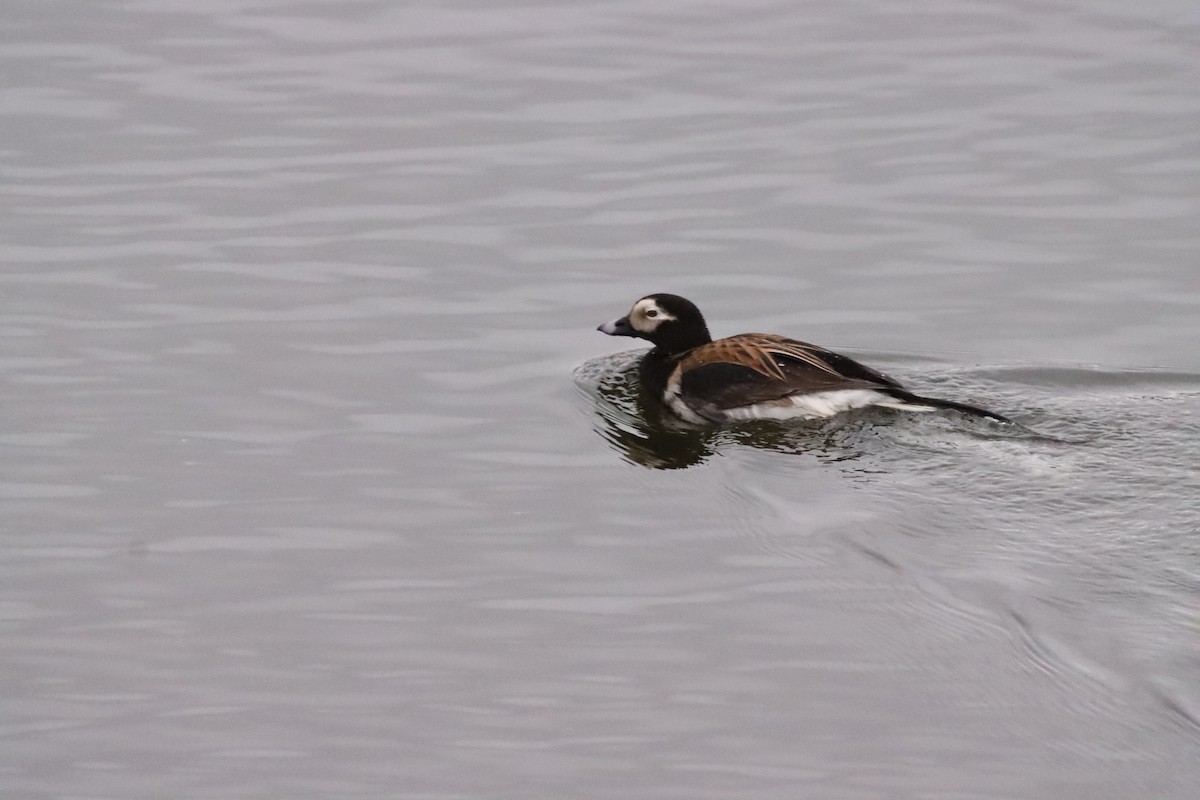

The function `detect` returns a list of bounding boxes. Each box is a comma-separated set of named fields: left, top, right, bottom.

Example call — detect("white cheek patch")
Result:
left=630, top=299, right=675, bottom=333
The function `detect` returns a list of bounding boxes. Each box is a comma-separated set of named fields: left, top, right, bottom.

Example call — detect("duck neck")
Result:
left=652, top=325, right=711, bottom=358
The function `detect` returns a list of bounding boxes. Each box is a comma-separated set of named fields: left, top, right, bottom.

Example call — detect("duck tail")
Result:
left=878, top=388, right=1012, bottom=423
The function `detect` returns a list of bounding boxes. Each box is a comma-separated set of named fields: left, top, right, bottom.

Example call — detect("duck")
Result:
left=598, top=293, right=1010, bottom=424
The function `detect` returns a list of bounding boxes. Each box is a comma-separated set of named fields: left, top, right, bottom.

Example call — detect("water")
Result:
left=3, top=0, right=1199, bottom=797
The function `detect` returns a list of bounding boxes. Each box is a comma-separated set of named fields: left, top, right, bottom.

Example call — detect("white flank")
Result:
left=716, top=389, right=935, bottom=421
left=662, top=373, right=708, bottom=424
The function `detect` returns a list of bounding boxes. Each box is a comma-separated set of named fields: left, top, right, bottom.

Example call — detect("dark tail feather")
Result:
left=882, top=388, right=1012, bottom=423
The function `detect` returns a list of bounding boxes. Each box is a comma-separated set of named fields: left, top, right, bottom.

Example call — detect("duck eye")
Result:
left=646, top=309, right=658, bottom=318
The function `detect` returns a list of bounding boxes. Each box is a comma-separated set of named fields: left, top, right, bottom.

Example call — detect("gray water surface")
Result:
left=3, top=0, right=1200, bottom=797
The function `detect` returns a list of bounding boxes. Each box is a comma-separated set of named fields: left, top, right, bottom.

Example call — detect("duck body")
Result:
left=598, top=294, right=1010, bottom=424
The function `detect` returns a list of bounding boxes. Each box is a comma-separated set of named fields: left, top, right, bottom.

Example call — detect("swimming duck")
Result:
left=598, top=293, right=1010, bottom=424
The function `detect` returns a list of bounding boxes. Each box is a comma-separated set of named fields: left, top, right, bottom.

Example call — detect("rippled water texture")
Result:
left=3, top=0, right=1199, bottom=797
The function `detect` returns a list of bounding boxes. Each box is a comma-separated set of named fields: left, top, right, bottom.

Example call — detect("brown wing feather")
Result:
left=679, top=334, right=897, bottom=384
left=675, top=334, right=903, bottom=413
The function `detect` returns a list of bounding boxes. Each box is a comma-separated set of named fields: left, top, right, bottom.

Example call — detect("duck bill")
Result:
left=598, top=316, right=637, bottom=337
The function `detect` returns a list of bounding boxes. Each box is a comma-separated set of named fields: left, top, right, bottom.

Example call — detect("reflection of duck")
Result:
left=599, top=293, right=1011, bottom=425
left=586, top=359, right=717, bottom=468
